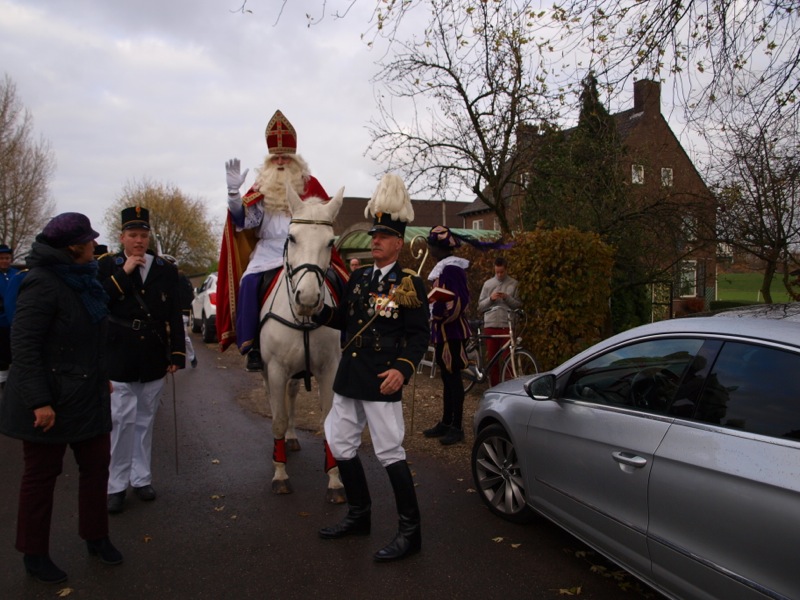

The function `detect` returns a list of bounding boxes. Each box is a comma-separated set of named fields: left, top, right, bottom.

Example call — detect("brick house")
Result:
left=459, top=79, right=716, bottom=317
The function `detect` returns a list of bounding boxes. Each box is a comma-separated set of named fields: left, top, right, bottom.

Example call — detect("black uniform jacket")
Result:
left=316, top=263, right=430, bottom=402
left=0, top=243, right=111, bottom=444
left=98, top=251, right=185, bottom=382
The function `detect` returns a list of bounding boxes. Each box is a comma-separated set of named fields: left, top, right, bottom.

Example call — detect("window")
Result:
left=492, top=217, right=500, bottom=231
left=632, top=164, right=644, bottom=184
left=472, top=219, right=483, bottom=230
left=679, top=260, right=697, bottom=297
left=695, top=342, right=800, bottom=440
left=661, top=167, right=673, bottom=187
left=564, top=338, right=704, bottom=413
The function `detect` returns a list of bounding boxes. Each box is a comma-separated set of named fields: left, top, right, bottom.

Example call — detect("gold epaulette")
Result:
left=395, top=275, right=421, bottom=309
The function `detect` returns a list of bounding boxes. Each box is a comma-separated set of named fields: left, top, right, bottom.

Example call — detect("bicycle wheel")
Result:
left=500, top=349, right=539, bottom=382
left=462, top=343, right=480, bottom=393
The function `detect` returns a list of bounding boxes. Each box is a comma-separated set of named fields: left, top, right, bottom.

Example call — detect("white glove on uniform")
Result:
left=225, top=158, right=249, bottom=196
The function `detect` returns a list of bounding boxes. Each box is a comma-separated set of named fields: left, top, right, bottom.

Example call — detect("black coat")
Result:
left=98, top=251, right=185, bottom=382
left=0, top=243, right=111, bottom=444
left=316, top=263, right=430, bottom=402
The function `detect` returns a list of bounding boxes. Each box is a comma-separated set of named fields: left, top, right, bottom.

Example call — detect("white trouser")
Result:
left=324, top=392, right=406, bottom=467
left=108, top=379, right=166, bottom=494
left=182, top=315, right=195, bottom=362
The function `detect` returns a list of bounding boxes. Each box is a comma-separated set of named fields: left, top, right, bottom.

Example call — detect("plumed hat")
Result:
left=265, top=110, right=297, bottom=155
left=0, top=243, right=12, bottom=255
left=38, top=212, right=99, bottom=248
left=121, top=206, right=150, bottom=231
left=365, top=174, right=414, bottom=238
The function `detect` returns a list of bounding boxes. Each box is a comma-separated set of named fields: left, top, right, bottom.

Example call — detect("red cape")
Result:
left=216, top=177, right=346, bottom=351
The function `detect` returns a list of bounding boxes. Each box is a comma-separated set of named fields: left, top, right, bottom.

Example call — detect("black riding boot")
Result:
left=319, top=456, right=371, bottom=539
left=374, top=460, right=421, bottom=562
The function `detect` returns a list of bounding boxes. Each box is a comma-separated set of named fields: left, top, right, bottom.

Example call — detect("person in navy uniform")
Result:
left=315, top=174, right=430, bottom=562
left=98, top=207, right=185, bottom=514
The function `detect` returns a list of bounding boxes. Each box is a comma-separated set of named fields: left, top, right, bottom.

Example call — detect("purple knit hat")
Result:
left=38, top=212, right=99, bottom=248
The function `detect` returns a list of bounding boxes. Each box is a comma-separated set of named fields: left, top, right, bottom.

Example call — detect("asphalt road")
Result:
left=0, top=338, right=662, bottom=599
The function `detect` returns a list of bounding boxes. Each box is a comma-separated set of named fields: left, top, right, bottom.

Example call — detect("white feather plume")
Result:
left=364, top=174, right=414, bottom=223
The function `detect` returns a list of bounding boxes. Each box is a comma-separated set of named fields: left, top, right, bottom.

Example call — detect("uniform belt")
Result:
left=108, top=315, right=156, bottom=331
left=350, top=334, right=404, bottom=349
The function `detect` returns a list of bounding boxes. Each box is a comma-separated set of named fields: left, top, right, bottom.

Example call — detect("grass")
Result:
left=716, top=272, right=793, bottom=303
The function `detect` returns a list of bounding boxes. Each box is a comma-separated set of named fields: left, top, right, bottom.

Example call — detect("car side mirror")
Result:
left=524, top=373, right=556, bottom=401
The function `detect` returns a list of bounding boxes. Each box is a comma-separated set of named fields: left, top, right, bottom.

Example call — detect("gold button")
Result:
left=357, top=319, right=363, bottom=325
left=351, top=352, right=357, bottom=358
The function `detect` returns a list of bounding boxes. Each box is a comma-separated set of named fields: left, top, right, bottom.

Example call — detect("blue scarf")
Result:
left=49, top=261, right=110, bottom=323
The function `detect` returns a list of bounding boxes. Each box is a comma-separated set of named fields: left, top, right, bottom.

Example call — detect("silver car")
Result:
left=472, top=306, right=800, bottom=600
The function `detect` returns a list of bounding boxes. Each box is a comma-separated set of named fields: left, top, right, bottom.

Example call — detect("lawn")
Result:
left=716, top=272, right=793, bottom=303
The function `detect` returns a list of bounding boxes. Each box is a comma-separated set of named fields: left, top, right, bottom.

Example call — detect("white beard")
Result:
left=253, top=155, right=309, bottom=214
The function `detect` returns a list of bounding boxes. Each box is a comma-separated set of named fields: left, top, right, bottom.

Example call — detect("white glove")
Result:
left=225, top=158, right=249, bottom=196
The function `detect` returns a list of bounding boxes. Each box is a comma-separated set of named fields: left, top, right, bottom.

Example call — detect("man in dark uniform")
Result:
left=315, top=174, right=430, bottom=562
left=98, top=207, right=185, bottom=514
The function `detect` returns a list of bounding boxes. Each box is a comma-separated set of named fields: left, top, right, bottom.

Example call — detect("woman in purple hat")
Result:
left=0, top=212, right=122, bottom=584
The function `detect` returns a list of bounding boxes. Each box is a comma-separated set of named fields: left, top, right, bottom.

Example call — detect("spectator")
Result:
left=0, top=243, right=21, bottom=387
left=0, top=212, right=122, bottom=584
left=477, top=257, right=522, bottom=386
left=349, top=257, right=361, bottom=272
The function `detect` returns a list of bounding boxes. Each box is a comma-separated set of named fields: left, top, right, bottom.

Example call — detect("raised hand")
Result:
left=225, top=158, right=249, bottom=195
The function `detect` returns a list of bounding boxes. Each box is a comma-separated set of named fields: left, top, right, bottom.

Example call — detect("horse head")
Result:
left=284, top=185, right=344, bottom=316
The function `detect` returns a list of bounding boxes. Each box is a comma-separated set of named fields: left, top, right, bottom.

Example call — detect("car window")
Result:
left=695, top=341, right=800, bottom=440
left=564, top=338, right=704, bottom=414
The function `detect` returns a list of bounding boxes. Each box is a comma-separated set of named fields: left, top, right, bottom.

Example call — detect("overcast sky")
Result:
left=0, top=0, right=411, bottom=244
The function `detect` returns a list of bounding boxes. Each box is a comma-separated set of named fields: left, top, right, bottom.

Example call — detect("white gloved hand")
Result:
left=225, top=158, right=249, bottom=195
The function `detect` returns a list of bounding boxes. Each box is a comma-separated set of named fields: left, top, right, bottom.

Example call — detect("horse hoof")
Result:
left=286, top=439, right=301, bottom=452
left=272, top=480, right=293, bottom=495
left=326, top=487, right=347, bottom=504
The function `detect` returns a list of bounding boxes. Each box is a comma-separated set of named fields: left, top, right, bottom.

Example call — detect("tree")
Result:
left=103, top=179, right=220, bottom=276
left=0, top=74, right=56, bottom=254
left=714, top=109, right=800, bottom=303
left=366, top=0, right=553, bottom=234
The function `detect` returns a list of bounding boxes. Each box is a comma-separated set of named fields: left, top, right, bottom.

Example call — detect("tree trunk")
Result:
left=761, top=261, right=777, bottom=304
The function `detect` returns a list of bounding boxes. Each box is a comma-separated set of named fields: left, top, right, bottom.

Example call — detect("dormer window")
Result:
left=632, top=164, right=644, bottom=185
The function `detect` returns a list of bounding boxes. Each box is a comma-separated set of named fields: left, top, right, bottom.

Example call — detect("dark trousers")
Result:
left=16, top=434, right=111, bottom=555
left=435, top=339, right=467, bottom=430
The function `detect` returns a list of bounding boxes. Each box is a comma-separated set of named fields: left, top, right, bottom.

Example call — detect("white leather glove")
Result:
left=225, top=158, right=249, bottom=196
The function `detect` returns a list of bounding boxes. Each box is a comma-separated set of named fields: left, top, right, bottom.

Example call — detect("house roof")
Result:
left=336, top=226, right=502, bottom=254
left=335, top=197, right=471, bottom=234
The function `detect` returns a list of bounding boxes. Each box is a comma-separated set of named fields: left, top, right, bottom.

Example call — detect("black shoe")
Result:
left=23, top=554, right=67, bottom=584
left=133, top=484, right=156, bottom=501
left=87, top=537, right=123, bottom=566
left=319, top=456, right=372, bottom=539
left=190, top=357, right=197, bottom=368
left=440, top=427, right=465, bottom=446
left=107, top=491, right=126, bottom=514
left=422, top=422, right=449, bottom=438
left=374, top=460, right=421, bottom=562
left=246, top=351, right=263, bottom=372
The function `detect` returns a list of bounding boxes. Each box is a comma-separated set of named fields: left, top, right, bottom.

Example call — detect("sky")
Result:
left=0, top=0, right=404, bottom=245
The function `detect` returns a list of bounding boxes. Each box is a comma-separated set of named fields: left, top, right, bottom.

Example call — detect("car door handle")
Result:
left=612, top=451, right=648, bottom=469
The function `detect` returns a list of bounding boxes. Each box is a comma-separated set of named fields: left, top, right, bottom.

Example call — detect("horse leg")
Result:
left=265, top=368, right=293, bottom=495
left=318, top=353, right=345, bottom=504
left=285, top=378, right=301, bottom=452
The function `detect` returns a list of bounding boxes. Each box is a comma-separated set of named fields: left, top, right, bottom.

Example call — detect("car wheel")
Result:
left=500, top=349, right=539, bottom=382
left=471, top=424, right=533, bottom=523
left=201, top=311, right=217, bottom=343
left=190, top=308, right=201, bottom=333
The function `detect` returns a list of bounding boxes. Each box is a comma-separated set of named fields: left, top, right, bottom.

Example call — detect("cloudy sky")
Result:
left=0, top=0, right=413, bottom=244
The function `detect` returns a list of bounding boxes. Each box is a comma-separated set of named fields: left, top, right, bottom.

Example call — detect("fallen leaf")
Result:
left=143, top=534, right=152, bottom=543
left=456, top=478, right=464, bottom=482
left=466, top=488, right=476, bottom=493
left=211, top=459, right=220, bottom=464
left=211, top=494, right=221, bottom=500
left=492, top=536, right=504, bottom=543
left=56, top=588, right=74, bottom=597
left=230, top=515, right=238, bottom=520
left=511, top=543, right=521, bottom=549
left=298, top=511, right=311, bottom=517
left=214, top=505, right=225, bottom=512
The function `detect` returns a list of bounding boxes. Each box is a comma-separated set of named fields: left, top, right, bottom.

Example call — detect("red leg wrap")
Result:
left=324, top=441, right=337, bottom=472
left=273, top=438, right=287, bottom=464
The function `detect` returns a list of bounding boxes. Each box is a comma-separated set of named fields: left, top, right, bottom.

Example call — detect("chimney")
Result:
left=633, top=79, right=660, bottom=115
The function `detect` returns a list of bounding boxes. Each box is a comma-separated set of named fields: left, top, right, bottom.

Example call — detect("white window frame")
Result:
left=661, top=167, right=674, bottom=187
left=632, top=164, right=644, bottom=185
left=679, top=260, right=698, bottom=297
left=472, top=219, right=483, bottom=230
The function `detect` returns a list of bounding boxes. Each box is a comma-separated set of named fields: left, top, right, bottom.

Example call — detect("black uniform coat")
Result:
left=316, top=263, right=430, bottom=402
left=0, top=243, right=111, bottom=444
left=98, top=251, right=185, bottom=382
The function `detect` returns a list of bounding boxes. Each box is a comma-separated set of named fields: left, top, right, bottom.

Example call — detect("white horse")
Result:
left=259, top=185, right=346, bottom=503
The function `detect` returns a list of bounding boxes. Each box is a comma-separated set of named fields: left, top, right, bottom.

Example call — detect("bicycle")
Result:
left=462, top=307, right=539, bottom=392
